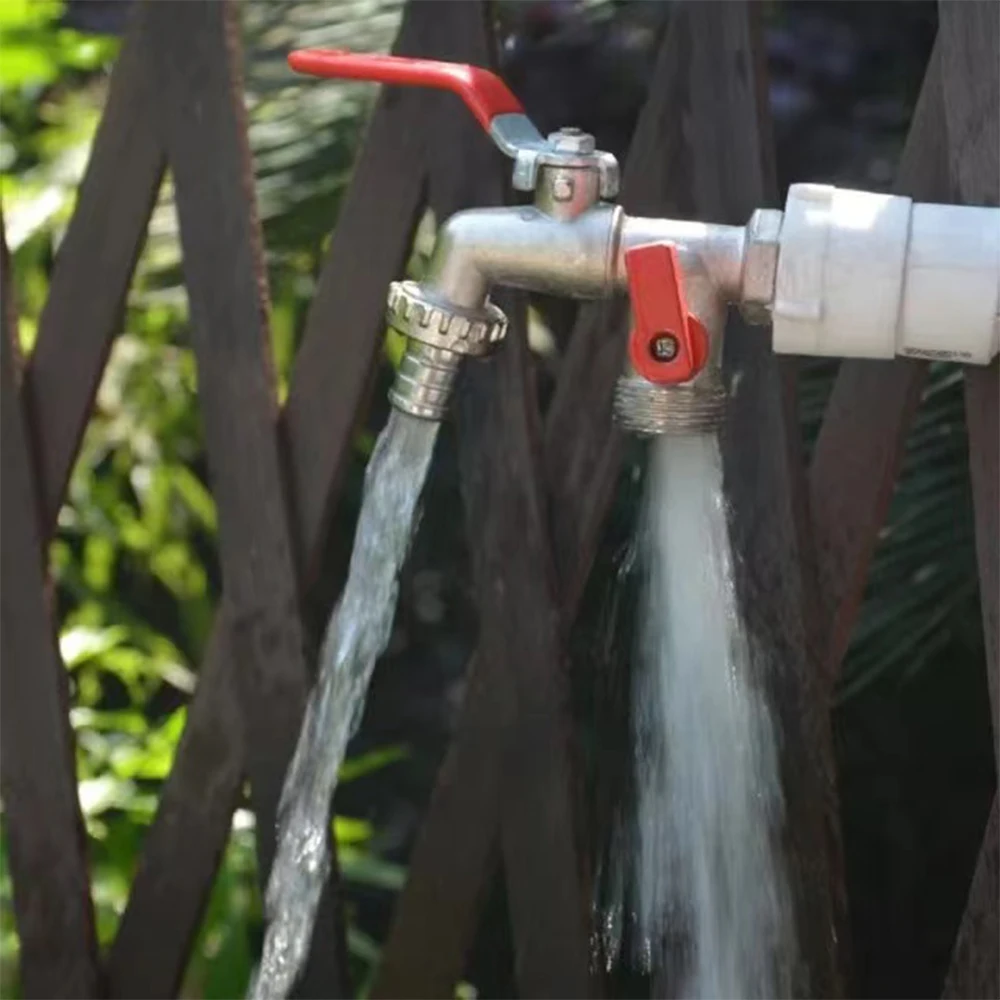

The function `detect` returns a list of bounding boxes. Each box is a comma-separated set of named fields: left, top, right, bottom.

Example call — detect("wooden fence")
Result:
left=0, top=1, right=995, bottom=997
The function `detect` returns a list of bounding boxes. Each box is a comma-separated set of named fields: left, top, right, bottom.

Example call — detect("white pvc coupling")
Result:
left=772, top=183, right=1000, bottom=364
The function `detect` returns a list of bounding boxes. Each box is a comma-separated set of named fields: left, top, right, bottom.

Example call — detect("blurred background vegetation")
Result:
left=0, top=1, right=994, bottom=998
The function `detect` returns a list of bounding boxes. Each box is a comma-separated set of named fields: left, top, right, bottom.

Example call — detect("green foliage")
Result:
left=797, top=359, right=981, bottom=706
left=836, top=366, right=979, bottom=703
left=0, top=0, right=118, bottom=92
left=0, top=2, right=410, bottom=996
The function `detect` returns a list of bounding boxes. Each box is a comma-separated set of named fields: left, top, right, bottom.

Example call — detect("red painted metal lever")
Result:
left=625, top=243, right=709, bottom=385
left=287, top=49, right=524, bottom=132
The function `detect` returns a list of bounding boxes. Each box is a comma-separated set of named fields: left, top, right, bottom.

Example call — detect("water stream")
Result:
left=604, top=434, right=796, bottom=998
left=249, top=409, right=439, bottom=1000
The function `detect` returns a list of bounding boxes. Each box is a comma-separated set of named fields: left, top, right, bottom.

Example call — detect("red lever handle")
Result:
left=625, top=243, right=709, bottom=385
left=288, top=49, right=524, bottom=132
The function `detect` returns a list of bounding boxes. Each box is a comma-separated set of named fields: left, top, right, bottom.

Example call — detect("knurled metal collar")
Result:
left=386, top=280, right=508, bottom=357
left=613, top=371, right=727, bottom=436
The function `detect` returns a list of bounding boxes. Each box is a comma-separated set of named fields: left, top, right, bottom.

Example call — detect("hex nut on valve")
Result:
left=547, top=127, right=596, bottom=154
left=739, top=208, right=783, bottom=325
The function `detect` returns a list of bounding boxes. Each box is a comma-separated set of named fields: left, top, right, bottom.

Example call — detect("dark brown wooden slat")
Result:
left=102, top=7, right=264, bottom=988
left=1, top=225, right=102, bottom=999
left=424, top=4, right=593, bottom=991
left=938, top=0, right=999, bottom=210
left=461, top=297, right=594, bottom=997
left=966, top=361, right=999, bottom=764
left=939, top=0, right=999, bottom=752
left=490, top=313, right=594, bottom=997
left=942, top=797, right=999, bottom=1000
left=22, top=3, right=164, bottom=538
left=282, top=5, right=434, bottom=588
left=958, top=359, right=1000, bottom=1000
left=417, top=3, right=595, bottom=980
left=938, top=3, right=1000, bottom=995
left=111, top=3, right=487, bottom=994
left=135, top=2, right=348, bottom=994
left=372, top=667, right=506, bottom=999
left=809, top=45, right=949, bottom=693
left=1, top=212, right=24, bottom=375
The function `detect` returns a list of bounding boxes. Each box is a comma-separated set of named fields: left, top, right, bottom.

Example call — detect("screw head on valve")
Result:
left=547, top=127, right=596, bottom=154
left=650, top=333, right=679, bottom=362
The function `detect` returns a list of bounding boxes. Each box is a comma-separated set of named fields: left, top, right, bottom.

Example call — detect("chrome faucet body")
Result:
left=390, top=171, right=762, bottom=432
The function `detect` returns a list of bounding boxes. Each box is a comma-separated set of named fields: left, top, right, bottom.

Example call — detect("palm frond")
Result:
left=826, top=363, right=980, bottom=705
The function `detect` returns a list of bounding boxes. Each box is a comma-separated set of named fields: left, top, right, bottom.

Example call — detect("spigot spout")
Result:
left=385, top=203, right=622, bottom=421
left=385, top=280, right=508, bottom=421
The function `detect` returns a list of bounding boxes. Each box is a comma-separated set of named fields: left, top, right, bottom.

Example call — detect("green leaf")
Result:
left=82, top=533, right=116, bottom=593
left=150, top=540, right=208, bottom=601
left=54, top=31, right=119, bottom=73
left=0, top=0, right=60, bottom=28
left=109, top=708, right=187, bottom=780
left=338, top=744, right=407, bottom=783
left=347, top=926, right=381, bottom=965
left=0, top=46, right=59, bottom=89
left=171, top=464, right=218, bottom=532
left=831, top=361, right=977, bottom=704
left=338, top=847, right=406, bottom=891
left=333, top=815, right=373, bottom=845
left=60, top=624, right=128, bottom=668
left=77, top=775, right=134, bottom=818
left=70, top=707, right=148, bottom=736
left=383, top=325, right=407, bottom=370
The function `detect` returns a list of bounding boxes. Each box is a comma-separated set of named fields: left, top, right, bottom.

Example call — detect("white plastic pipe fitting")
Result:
left=772, top=183, right=1000, bottom=364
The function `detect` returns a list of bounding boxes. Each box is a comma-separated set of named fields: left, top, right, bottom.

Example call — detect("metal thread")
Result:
left=388, top=339, right=463, bottom=421
left=613, top=372, right=727, bottom=436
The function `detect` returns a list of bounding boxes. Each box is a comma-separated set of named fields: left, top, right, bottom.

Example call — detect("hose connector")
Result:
left=386, top=280, right=508, bottom=420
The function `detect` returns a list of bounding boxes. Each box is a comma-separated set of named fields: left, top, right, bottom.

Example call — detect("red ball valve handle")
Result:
left=288, top=48, right=620, bottom=197
left=625, top=243, right=709, bottom=385
left=288, top=48, right=526, bottom=133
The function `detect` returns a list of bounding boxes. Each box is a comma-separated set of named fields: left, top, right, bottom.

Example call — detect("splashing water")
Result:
left=250, top=409, right=439, bottom=1000
left=612, top=434, right=796, bottom=998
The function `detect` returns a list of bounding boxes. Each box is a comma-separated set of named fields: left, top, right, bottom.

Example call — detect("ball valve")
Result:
left=290, top=50, right=1000, bottom=436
